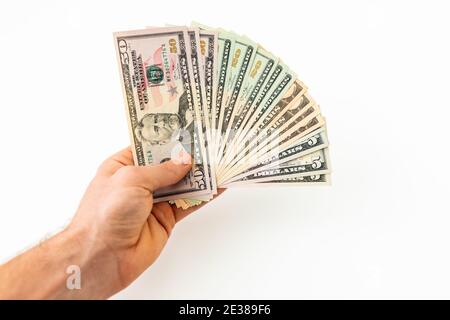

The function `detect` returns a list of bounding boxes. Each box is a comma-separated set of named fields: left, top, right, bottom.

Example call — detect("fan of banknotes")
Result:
left=114, top=23, right=331, bottom=209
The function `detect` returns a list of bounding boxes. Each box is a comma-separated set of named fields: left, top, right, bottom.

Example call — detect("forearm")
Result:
left=0, top=226, right=121, bottom=299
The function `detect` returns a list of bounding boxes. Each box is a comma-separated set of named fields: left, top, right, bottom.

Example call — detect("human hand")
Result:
left=68, top=147, right=219, bottom=297
left=0, top=146, right=223, bottom=299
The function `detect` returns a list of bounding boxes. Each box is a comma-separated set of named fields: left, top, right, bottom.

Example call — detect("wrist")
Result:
left=0, top=223, right=123, bottom=299
left=60, top=223, right=123, bottom=299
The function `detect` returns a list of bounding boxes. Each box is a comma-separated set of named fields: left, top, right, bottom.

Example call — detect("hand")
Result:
left=67, top=147, right=220, bottom=297
left=0, top=147, right=223, bottom=299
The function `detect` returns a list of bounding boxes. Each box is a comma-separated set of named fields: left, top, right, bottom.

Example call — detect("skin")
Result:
left=0, top=147, right=223, bottom=299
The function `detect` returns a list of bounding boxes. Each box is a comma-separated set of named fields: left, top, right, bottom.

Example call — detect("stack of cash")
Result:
left=114, top=23, right=331, bottom=209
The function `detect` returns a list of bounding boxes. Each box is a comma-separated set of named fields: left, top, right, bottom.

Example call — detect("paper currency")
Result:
left=114, top=23, right=331, bottom=208
left=114, top=27, right=211, bottom=201
left=222, top=148, right=331, bottom=187
left=222, top=127, right=329, bottom=185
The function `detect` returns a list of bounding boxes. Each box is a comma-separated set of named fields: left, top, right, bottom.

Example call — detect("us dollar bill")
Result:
left=219, top=48, right=278, bottom=152
left=227, top=174, right=331, bottom=187
left=251, top=114, right=325, bottom=167
left=224, top=148, right=331, bottom=186
left=224, top=61, right=288, bottom=154
left=247, top=115, right=327, bottom=177
left=168, top=27, right=219, bottom=205
left=233, top=66, right=296, bottom=148
left=198, top=30, right=218, bottom=144
left=227, top=57, right=281, bottom=141
left=157, top=27, right=217, bottom=206
left=187, top=28, right=216, bottom=195
left=223, top=127, right=328, bottom=184
left=217, top=63, right=296, bottom=173
left=114, top=27, right=211, bottom=201
left=219, top=113, right=325, bottom=184
left=246, top=95, right=318, bottom=156
left=214, top=32, right=236, bottom=152
left=229, top=47, right=278, bottom=134
left=219, top=97, right=320, bottom=182
left=210, top=29, right=236, bottom=151
left=222, top=81, right=308, bottom=167
left=176, top=30, right=220, bottom=207
left=191, top=23, right=237, bottom=155
left=246, top=81, right=308, bottom=141
left=216, top=36, right=258, bottom=159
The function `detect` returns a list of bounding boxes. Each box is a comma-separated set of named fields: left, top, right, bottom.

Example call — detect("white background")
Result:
left=1, top=0, right=450, bottom=299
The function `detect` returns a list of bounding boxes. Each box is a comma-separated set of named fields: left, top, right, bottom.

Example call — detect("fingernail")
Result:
left=183, top=154, right=192, bottom=165
left=172, top=150, right=192, bottom=165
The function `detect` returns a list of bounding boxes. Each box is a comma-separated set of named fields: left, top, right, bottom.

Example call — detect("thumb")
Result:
left=129, top=157, right=192, bottom=192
